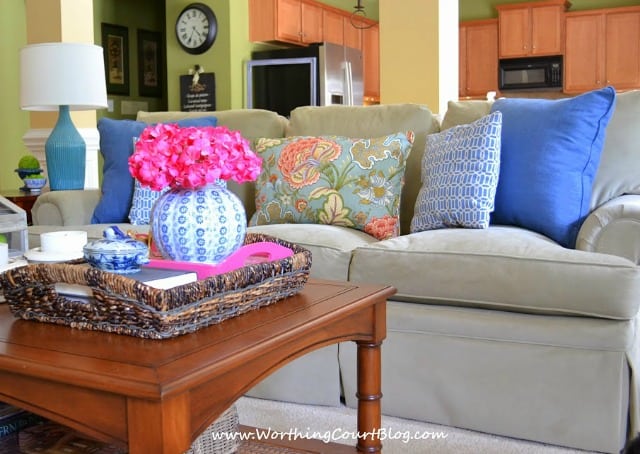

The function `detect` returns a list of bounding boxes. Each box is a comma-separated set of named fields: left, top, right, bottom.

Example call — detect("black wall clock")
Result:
left=175, top=3, right=217, bottom=54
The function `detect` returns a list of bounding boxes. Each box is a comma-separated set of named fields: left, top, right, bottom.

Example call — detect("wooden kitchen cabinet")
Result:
left=605, top=10, right=640, bottom=89
left=323, top=8, right=344, bottom=45
left=301, top=1, right=323, bottom=43
left=564, top=6, right=640, bottom=93
left=459, top=19, right=499, bottom=98
left=363, top=23, right=380, bottom=100
left=564, top=12, right=600, bottom=93
left=249, top=0, right=323, bottom=45
left=344, top=16, right=363, bottom=50
left=497, top=0, right=569, bottom=58
left=249, top=0, right=379, bottom=98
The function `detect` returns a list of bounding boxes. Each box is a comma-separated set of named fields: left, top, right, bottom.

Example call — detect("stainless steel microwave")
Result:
left=499, top=56, right=562, bottom=90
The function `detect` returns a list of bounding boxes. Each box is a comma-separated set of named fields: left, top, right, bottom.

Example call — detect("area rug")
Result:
left=236, top=396, right=597, bottom=454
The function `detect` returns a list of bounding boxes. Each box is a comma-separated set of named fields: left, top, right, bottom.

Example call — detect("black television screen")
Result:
left=246, top=57, right=317, bottom=118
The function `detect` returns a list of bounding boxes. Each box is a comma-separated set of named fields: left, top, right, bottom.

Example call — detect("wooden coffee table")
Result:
left=0, top=279, right=394, bottom=453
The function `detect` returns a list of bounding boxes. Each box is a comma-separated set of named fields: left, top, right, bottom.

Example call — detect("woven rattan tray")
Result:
left=0, top=233, right=311, bottom=339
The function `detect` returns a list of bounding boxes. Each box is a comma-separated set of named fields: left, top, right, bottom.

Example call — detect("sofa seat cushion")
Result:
left=247, top=224, right=377, bottom=281
left=349, top=226, right=640, bottom=319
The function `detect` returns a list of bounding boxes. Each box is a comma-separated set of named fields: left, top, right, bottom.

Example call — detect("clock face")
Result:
left=175, top=3, right=217, bottom=54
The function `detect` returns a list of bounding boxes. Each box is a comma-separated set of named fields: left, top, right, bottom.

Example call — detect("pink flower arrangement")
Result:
left=128, top=123, right=262, bottom=190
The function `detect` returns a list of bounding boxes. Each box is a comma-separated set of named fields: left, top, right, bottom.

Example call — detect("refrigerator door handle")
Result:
left=344, top=61, right=354, bottom=106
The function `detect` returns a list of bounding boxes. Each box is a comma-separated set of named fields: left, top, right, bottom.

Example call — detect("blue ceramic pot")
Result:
left=23, top=177, right=47, bottom=192
left=150, top=184, right=247, bottom=264
left=83, top=226, right=150, bottom=274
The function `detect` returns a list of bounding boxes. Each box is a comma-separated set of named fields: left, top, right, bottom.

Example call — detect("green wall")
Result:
left=0, top=1, right=29, bottom=191
left=321, top=0, right=379, bottom=20
left=165, top=0, right=247, bottom=111
left=460, top=0, right=640, bottom=21
left=94, top=0, right=166, bottom=119
left=165, top=0, right=367, bottom=111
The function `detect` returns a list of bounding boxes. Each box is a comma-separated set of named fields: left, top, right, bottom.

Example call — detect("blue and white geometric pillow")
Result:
left=410, top=111, right=502, bottom=232
left=128, top=180, right=169, bottom=225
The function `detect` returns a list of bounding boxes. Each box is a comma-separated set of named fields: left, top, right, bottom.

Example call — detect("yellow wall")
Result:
left=25, top=0, right=97, bottom=130
left=379, top=0, right=458, bottom=114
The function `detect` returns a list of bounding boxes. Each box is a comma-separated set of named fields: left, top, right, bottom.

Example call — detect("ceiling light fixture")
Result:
left=350, top=0, right=375, bottom=29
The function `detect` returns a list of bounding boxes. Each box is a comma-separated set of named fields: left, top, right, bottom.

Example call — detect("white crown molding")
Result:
left=22, top=128, right=100, bottom=189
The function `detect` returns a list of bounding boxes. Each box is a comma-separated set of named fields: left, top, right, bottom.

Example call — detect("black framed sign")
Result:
left=180, top=72, right=216, bottom=112
left=137, top=29, right=163, bottom=98
left=101, top=23, right=130, bottom=95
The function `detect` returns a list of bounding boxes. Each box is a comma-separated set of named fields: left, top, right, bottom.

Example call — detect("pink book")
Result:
left=145, top=241, right=294, bottom=280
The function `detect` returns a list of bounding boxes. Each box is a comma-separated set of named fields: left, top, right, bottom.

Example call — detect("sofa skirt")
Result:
left=245, top=345, right=341, bottom=406
left=339, top=301, right=635, bottom=453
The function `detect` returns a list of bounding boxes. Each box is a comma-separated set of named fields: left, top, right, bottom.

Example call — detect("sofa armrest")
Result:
left=576, top=194, right=640, bottom=263
left=31, top=190, right=101, bottom=226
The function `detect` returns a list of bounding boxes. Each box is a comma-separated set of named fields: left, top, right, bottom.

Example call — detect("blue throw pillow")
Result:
left=410, top=111, right=502, bottom=232
left=92, top=116, right=217, bottom=224
left=490, top=86, right=616, bottom=248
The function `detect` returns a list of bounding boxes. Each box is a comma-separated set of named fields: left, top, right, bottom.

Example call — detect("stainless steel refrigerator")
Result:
left=246, top=42, right=363, bottom=117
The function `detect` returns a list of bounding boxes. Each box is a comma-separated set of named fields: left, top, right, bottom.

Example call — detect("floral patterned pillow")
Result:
left=249, top=132, right=414, bottom=240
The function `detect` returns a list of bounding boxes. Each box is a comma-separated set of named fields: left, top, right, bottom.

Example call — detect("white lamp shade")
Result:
left=20, top=42, right=108, bottom=111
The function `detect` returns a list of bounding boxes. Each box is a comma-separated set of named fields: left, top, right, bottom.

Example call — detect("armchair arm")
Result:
left=576, top=194, right=640, bottom=264
left=31, top=190, right=101, bottom=226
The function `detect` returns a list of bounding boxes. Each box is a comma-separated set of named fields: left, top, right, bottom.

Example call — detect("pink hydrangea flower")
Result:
left=128, top=123, right=262, bottom=190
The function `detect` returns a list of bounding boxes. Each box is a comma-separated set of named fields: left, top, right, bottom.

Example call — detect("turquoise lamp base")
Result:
left=45, top=105, right=86, bottom=190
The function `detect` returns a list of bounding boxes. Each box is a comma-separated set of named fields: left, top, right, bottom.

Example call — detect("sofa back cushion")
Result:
left=440, top=99, right=493, bottom=131
left=137, top=109, right=288, bottom=141
left=590, top=89, right=640, bottom=209
left=287, top=104, right=440, bottom=235
left=137, top=109, right=288, bottom=219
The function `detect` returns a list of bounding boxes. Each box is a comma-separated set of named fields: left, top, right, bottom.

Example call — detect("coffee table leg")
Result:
left=356, top=340, right=382, bottom=453
left=127, top=395, right=191, bottom=454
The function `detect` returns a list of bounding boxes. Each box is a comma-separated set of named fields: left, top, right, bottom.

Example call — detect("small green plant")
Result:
left=25, top=174, right=45, bottom=179
left=0, top=234, right=7, bottom=244
left=18, top=155, right=40, bottom=169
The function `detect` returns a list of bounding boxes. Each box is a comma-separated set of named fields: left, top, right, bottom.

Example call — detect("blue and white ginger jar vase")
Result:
left=150, top=183, right=247, bottom=264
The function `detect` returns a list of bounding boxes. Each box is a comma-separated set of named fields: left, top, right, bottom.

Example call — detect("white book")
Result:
left=55, top=266, right=199, bottom=298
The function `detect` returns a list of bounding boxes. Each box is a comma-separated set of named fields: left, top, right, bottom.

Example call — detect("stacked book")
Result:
left=0, top=402, right=45, bottom=453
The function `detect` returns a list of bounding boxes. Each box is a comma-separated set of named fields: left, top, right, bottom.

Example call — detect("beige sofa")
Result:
left=28, top=94, right=640, bottom=453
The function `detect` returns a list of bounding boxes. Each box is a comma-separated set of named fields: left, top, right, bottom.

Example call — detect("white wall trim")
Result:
left=22, top=128, right=100, bottom=189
